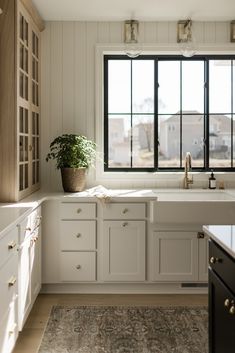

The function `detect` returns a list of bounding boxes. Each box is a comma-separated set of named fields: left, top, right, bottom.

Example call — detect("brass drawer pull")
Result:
left=8, top=276, right=17, bottom=287
left=76, top=233, right=81, bottom=238
left=122, top=208, right=128, bottom=215
left=197, top=231, right=205, bottom=239
left=122, top=222, right=128, bottom=227
left=8, top=241, right=17, bottom=250
left=229, top=305, right=235, bottom=315
left=210, top=256, right=221, bottom=264
left=25, top=227, right=31, bottom=232
left=77, top=208, right=82, bottom=214
left=76, top=265, right=81, bottom=270
left=224, top=298, right=230, bottom=307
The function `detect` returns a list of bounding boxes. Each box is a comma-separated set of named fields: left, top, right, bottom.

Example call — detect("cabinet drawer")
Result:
left=0, top=296, right=18, bottom=353
left=60, top=221, right=96, bottom=250
left=209, top=239, right=235, bottom=293
left=0, top=254, right=18, bottom=322
left=103, top=203, right=146, bottom=219
left=61, top=203, right=96, bottom=220
left=60, top=252, right=96, bottom=282
left=0, top=228, right=18, bottom=269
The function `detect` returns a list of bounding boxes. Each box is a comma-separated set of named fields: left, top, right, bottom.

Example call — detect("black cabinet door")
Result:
left=209, top=269, right=235, bottom=353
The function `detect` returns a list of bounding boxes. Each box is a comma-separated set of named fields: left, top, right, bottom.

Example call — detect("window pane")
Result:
left=233, top=115, right=235, bottom=166
left=108, top=60, right=131, bottom=113
left=233, top=61, right=235, bottom=114
left=209, top=114, right=231, bottom=168
left=132, top=60, right=154, bottom=113
left=158, top=61, right=180, bottom=114
left=209, top=60, right=231, bottom=113
left=132, top=115, right=154, bottom=167
left=108, top=115, right=131, bottom=168
left=182, top=115, right=204, bottom=168
left=182, top=61, right=204, bottom=113
left=158, top=115, right=180, bottom=167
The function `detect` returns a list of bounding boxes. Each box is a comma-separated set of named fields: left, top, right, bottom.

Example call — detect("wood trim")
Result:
left=20, top=0, right=45, bottom=32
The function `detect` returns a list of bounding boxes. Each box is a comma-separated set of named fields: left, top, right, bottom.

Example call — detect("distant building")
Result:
left=159, top=111, right=231, bottom=160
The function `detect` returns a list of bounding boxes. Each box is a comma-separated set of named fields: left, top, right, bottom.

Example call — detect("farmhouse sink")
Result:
left=149, top=190, right=235, bottom=224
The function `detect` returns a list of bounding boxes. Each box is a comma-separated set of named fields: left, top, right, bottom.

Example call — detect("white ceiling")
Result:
left=33, top=0, right=235, bottom=22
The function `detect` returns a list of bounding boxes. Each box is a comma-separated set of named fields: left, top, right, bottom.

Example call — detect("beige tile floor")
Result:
left=13, top=294, right=208, bottom=353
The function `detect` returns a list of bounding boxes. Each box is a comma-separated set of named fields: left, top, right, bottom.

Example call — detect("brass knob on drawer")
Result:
left=122, top=222, right=128, bottom=227
left=224, top=299, right=230, bottom=307
left=122, top=208, right=128, bottom=215
left=8, top=277, right=17, bottom=287
left=210, top=257, right=221, bottom=264
left=77, top=208, right=82, bottom=214
left=8, top=241, right=17, bottom=250
left=197, top=231, right=205, bottom=239
left=76, top=265, right=81, bottom=270
left=76, top=233, right=81, bottom=238
left=25, top=227, right=31, bottom=232
left=229, top=305, right=235, bottom=315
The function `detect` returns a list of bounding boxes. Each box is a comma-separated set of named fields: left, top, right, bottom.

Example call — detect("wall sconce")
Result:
left=231, top=21, right=235, bottom=42
left=124, top=20, right=142, bottom=58
left=177, top=19, right=196, bottom=57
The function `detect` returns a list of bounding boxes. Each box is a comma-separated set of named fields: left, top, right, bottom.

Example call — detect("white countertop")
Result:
left=203, top=225, right=235, bottom=259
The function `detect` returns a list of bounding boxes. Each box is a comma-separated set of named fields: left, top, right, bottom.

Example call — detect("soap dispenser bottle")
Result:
left=209, top=170, right=216, bottom=189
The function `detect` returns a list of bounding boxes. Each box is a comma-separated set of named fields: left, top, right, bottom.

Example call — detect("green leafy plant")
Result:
left=46, top=134, right=97, bottom=169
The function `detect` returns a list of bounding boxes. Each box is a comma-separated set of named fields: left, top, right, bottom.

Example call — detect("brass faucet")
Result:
left=183, top=152, right=193, bottom=189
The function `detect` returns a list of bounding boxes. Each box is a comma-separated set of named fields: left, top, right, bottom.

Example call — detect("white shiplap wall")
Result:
left=41, top=21, right=233, bottom=191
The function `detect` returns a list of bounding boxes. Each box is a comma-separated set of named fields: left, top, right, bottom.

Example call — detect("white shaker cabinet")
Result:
left=0, top=228, right=18, bottom=353
left=103, top=220, right=146, bottom=281
left=152, top=231, right=199, bottom=282
left=18, top=206, right=42, bottom=330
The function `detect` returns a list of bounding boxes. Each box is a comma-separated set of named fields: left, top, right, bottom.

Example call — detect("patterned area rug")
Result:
left=38, top=306, right=208, bottom=353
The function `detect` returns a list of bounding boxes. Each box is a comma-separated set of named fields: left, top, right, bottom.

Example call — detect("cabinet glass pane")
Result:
left=209, top=60, right=231, bottom=114
left=19, top=165, right=24, bottom=191
left=20, top=108, right=24, bottom=133
left=132, top=115, right=154, bottom=167
left=20, top=44, right=24, bottom=70
left=182, top=61, right=204, bottom=114
left=209, top=114, right=231, bottom=168
left=32, top=162, right=36, bottom=185
left=108, top=115, right=131, bottom=168
left=24, top=48, right=28, bottom=73
left=132, top=60, right=154, bottom=113
left=19, top=136, right=24, bottom=162
left=182, top=115, right=204, bottom=168
left=20, top=73, right=24, bottom=98
left=36, top=162, right=39, bottom=183
left=158, top=61, right=180, bottom=115
left=25, top=110, right=28, bottom=133
left=108, top=60, right=131, bottom=113
left=20, top=15, right=24, bottom=41
left=25, top=164, right=28, bottom=188
left=158, top=115, right=180, bottom=167
left=25, top=76, right=28, bottom=100
left=25, top=137, right=28, bottom=161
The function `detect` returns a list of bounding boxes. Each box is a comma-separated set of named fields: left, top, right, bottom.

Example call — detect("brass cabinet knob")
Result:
left=76, top=265, right=81, bottom=270
left=122, top=222, right=128, bottom=227
left=210, top=257, right=221, bottom=264
left=8, top=276, right=17, bottom=287
left=224, top=299, right=230, bottom=307
left=25, top=227, right=31, bottom=232
left=197, top=231, right=205, bottom=239
left=8, top=241, right=17, bottom=250
left=77, top=208, right=82, bottom=214
left=122, top=208, right=128, bottom=215
left=229, top=305, right=235, bottom=315
left=76, top=233, right=81, bottom=238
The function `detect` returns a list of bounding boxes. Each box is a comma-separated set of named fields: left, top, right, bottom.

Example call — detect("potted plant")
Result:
left=46, top=134, right=97, bottom=192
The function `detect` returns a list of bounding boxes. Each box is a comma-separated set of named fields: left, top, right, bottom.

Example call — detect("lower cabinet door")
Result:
left=0, top=296, right=18, bottom=353
left=209, top=269, right=235, bottom=353
left=60, top=252, right=96, bottom=282
left=198, top=234, right=209, bottom=282
left=103, top=221, right=146, bottom=282
left=152, top=231, right=198, bottom=281
left=30, top=229, right=41, bottom=302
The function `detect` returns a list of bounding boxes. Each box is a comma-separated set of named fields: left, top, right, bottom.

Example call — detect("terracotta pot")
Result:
left=61, top=168, right=86, bottom=192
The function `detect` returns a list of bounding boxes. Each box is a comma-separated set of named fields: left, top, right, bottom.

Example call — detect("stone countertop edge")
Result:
left=203, top=224, right=235, bottom=260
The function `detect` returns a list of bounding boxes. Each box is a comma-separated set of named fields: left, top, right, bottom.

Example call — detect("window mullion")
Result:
left=130, top=60, right=133, bottom=168
left=205, top=58, right=209, bottom=170
left=154, top=59, right=158, bottom=170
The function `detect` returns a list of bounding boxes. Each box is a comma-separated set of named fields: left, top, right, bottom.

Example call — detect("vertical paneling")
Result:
left=50, top=22, right=63, bottom=190
left=204, top=22, right=216, bottom=43
left=62, top=22, right=75, bottom=133
left=41, top=20, right=234, bottom=190
left=144, top=22, right=157, bottom=43
left=74, top=22, right=87, bottom=135
left=215, top=22, right=229, bottom=43
left=40, top=24, right=51, bottom=190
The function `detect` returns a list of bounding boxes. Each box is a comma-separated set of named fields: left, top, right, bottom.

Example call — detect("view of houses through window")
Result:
left=104, top=56, right=235, bottom=171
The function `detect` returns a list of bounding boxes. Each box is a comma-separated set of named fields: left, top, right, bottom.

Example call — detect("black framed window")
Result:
left=104, top=55, right=235, bottom=172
